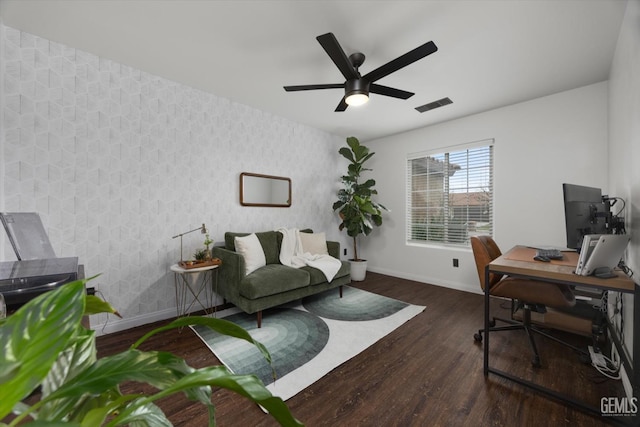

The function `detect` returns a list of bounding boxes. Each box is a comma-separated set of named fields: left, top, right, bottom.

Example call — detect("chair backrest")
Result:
left=470, top=235, right=504, bottom=291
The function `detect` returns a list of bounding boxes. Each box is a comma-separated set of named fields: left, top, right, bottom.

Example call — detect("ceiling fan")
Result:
left=284, top=32, right=438, bottom=112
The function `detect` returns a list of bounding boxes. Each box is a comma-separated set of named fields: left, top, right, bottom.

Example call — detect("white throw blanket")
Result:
left=277, top=228, right=342, bottom=282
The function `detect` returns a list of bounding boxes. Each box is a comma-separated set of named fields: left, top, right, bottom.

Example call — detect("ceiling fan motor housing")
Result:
left=349, top=52, right=366, bottom=69
left=346, top=78, right=370, bottom=96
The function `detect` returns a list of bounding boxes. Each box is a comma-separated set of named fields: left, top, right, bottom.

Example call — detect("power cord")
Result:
left=595, top=290, right=608, bottom=313
left=588, top=345, right=621, bottom=380
left=94, top=289, right=113, bottom=335
left=616, top=291, right=624, bottom=338
left=618, top=260, right=634, bottom=278
left=610, top=260, right=632, bottom=340
left=607, top=196, right=626, bottom=234
left=610, top=196, right=626, bottom=218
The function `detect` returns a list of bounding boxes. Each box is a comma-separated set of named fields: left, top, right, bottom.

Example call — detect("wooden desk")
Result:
left=494, top=246, right=634, bottom=292
left=484, top=246, right=638, bottom=422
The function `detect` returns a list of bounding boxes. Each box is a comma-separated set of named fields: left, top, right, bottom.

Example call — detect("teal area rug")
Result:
left=192, top=286, right=426, bottom=401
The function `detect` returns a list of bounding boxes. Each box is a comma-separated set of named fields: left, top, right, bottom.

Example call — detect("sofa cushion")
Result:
left=238, top=264, right=310, bottom=299
left=302, top=260, right=350, bottom=286
left=234, top=234, right=266, bottom=275
left=299, top=232, right=329, bottom=255
left=225, top=231, right=281, bottom=265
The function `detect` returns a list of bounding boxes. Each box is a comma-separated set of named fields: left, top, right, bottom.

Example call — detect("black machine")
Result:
left=1, top=212, right=79, bottom=309
left=0, top=257, right=79, bottom=308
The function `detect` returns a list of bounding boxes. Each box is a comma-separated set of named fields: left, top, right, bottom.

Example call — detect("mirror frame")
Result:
left=239, top=172, right=292, bottom=207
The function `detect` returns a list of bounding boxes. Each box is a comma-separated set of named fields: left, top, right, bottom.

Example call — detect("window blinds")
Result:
left=406, top=141, right=493, bottom=246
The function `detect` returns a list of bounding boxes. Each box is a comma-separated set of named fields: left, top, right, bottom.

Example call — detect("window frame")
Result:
left=406, top=139, right=494, bottom=248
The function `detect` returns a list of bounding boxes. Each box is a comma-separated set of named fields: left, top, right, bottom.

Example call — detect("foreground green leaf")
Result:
left=0, top=281, right=86, bottom=419
left=132, top=316, right=272, bottom=365
left=0, top=278, right=302, bottom=427
left=109, top=367, right=304, bottom=427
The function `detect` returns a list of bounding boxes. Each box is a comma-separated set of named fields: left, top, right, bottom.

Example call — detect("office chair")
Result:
left=471, top=235, right=586, bottom=367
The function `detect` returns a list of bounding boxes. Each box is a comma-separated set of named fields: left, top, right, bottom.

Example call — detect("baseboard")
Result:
left=90, top=307, right=177, bottom=336
left=366, top=266, right=479, bottom=295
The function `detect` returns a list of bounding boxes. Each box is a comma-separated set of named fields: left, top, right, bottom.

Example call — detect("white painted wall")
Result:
left=608, top=0, right=640, bottom=389
left=360, top=82, right=609, bottom=294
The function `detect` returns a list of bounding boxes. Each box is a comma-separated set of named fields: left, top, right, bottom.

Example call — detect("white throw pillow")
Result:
left=235, top=233, right=266, bottom=275
left=299, top=232, right=329, bottom=255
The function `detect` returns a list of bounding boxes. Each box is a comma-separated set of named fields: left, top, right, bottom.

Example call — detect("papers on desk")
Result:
left=575, top=234, right=631, bottom=276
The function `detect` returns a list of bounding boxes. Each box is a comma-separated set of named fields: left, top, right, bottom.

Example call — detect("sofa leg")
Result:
left=339, top=285, right=343, bottom=298
left=257, top=311, right=262, bottom=328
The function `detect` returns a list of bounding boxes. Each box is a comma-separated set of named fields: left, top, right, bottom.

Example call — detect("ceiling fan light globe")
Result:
left=345, top=93, right=369, bottom=106
left=344, top=78, right=370, bottom=107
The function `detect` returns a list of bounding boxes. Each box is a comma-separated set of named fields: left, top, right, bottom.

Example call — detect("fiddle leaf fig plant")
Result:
left=333, top=136, right=388, bottom=261
left=0, top=279, right=303, bottom=427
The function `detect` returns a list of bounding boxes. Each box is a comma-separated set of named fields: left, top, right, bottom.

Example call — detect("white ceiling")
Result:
left=0, top=0, right=628, bottom=141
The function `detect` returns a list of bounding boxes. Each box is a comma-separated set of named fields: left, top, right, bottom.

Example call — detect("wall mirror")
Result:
left=240, top=172, right=291, bottom=207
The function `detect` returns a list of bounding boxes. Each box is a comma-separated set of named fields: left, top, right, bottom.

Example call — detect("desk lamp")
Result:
left=172, top=223, right=207, bottom=262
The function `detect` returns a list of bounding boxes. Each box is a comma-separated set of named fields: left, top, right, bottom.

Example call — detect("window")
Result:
left=407, top=140, right=493, bottom=246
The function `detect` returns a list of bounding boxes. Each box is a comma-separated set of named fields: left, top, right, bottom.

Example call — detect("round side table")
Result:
left=170, top=263, right=219, bottom=318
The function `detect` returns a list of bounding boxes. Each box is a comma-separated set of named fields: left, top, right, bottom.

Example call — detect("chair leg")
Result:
left=474, top=306, right=542, bottom=367
left=257, top=311, right=262, bottom=328
left=476, top=302, right=587, bottom=368
left=339, top=285, right=343, bottom=298
left=473, top=316, right=521, bottom=342
left=520, top=303, right=591, bottom=360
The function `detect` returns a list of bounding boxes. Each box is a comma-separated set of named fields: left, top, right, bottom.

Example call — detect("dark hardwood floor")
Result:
left=96, top=272, right=623, bottom=426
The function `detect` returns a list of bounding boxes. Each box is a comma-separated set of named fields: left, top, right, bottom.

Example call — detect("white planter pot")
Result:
left=349, top=260, right=367, bottom=281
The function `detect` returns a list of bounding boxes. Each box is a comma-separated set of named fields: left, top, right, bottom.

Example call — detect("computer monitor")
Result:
left=562, top=184, right=609, bottom=250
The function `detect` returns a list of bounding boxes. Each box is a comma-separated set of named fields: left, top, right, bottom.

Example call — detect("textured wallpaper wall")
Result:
left=0, top=25, right=344, bottom=332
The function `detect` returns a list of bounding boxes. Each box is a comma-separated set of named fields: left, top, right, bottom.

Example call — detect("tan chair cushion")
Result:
left=491, top=277, right=575, bottom=309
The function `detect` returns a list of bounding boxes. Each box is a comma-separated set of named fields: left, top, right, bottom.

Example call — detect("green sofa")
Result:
left=212, top=230, right=351, bottom=327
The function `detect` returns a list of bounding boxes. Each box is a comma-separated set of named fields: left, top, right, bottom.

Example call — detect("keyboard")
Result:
left=535, top=249, right=564, bottom=260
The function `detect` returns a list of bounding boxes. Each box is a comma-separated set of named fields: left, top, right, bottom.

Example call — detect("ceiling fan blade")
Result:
left=316, top=33, right=359, bottom=80
left=363, top=41, right=437, bottom=83
left=370, top=84, right=414, bottom=99
left=335, top=97, right=348, bottom=112
left=284, top=83, right=344, bottom=92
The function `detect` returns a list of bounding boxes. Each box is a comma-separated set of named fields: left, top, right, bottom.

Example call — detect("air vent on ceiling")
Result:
left=415, top=97, right=453, bottom=113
